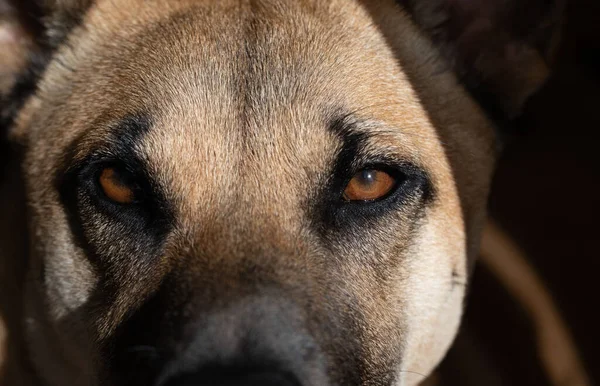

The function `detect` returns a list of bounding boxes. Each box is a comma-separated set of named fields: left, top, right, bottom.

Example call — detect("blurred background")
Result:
left=437, top=0, right=600, bottom=384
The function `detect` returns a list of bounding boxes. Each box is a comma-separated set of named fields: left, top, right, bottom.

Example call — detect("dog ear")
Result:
left=0, top=0, right=91, bottom=135
left=36, top=0, right=93, bottom=46
left=0, top=1, right=37, bottom=106
left=402, top=0, right=566, bottom=119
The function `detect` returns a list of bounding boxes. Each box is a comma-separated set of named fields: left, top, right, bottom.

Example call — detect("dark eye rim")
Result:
left=70, top=155, right=156, bottom=219
left=55, top=113, right=175, bottom=253
left=315, top=159, right=433, bottom=232
left=61, top=154, right=175, bottom=237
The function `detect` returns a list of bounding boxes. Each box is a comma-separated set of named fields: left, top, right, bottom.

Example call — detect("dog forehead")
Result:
left=28, top=0, right=491, bottom=232
left=106, top=1, right=441, bottom=218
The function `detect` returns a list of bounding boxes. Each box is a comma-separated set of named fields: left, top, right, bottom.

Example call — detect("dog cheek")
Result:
left=44, top=247, right=97, bottom=321
left=23, top=219, right=100, bottom=385
left=26, top=199, right=98, bottom=320
left=396, top=211, right=467, bottom=385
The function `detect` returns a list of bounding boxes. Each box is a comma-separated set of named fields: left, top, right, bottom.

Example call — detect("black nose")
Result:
left=113, top=292, right=329, bottom=386
left=164, top=367, right=302, bottom=386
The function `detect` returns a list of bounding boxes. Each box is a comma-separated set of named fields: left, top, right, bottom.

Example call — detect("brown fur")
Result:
left=0, top=0, right=560, bottom=385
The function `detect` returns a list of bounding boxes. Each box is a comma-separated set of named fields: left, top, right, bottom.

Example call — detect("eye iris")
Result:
left=343, top=169, right=395, bottom=201
left=99, top=168, right=136, bottom=204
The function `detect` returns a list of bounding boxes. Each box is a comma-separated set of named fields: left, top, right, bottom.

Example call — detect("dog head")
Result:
left=0, top=0, right=562, bottom=385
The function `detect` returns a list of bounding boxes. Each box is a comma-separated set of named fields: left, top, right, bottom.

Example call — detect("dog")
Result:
left=0, top=0, right=564, bottom=385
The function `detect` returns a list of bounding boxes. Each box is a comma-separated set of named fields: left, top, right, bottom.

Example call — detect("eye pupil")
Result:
left=99, top=167, right=136, bottom=204
left=358, top=170, right=376, bottom=187
left=343, top=169, right=396, bottom=201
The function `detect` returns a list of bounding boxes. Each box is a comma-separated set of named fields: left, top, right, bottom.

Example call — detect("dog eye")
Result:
left=343, top=169, right=396, bottom=201
left=98, top=167, right=138, bottom=204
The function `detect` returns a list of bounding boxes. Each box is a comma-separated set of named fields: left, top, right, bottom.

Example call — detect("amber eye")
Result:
left=98, top=167, right=137, bottom=204
left=343, top=169, right=396, bottom=201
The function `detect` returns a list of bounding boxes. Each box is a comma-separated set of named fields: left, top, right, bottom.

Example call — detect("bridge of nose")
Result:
left=155, top=122, right=335, bottom=274
left=130, top=15, right=342, bottom=242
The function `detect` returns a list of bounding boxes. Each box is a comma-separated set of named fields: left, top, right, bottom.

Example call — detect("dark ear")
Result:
left=402, top=0, right=566, bottom=118
left=36, top=0, right=93, bottom=46
left=0, top=0, right=91, bottom=131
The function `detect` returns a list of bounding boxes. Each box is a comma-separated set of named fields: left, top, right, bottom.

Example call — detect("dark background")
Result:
left=439, top=0, right=600, bottom=384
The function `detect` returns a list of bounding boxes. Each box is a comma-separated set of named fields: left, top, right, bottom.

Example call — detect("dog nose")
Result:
left=113, top=291, right=331, bottom=386
left=163, top=368, right=302, bottom=386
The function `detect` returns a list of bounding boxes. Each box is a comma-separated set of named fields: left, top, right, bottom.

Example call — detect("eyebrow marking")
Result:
left=326, top=111, right=435, bottom=203
left=328, top=114, right=373, bottom=176
left=59, top=113, right=153, bottom=175
left=328, top=111, right=378, bottom=138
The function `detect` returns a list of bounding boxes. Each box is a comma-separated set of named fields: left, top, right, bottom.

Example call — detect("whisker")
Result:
left=451, top=279, right=467, bottom=287
left=397, top=369, right=429, bottom=380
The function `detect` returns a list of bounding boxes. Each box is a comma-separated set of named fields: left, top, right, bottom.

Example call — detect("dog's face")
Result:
left=0, top=0, right=561, bottom=385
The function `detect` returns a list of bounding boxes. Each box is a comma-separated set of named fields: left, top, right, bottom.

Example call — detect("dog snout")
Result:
left=163, top=367, right=301, bottom=386
left=158, top=295, right=328, bottom=386
left=113, top=290, right=331, bottom=386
